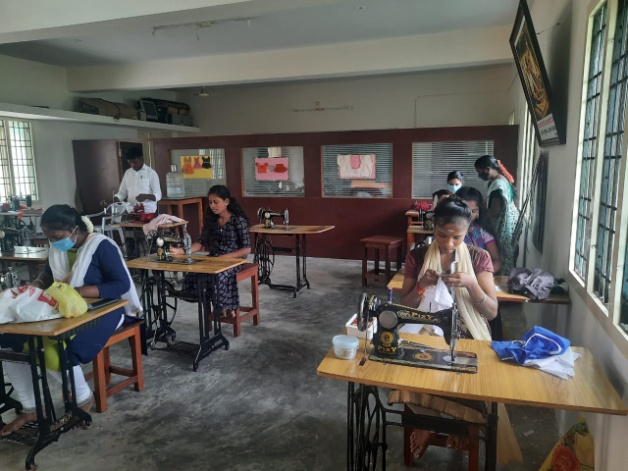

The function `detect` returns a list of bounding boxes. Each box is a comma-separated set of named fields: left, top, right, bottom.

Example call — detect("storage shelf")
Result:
left=0, top=101, right=199, bottom=133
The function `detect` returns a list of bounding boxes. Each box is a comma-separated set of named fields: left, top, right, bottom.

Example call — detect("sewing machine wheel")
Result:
left=357, top=294, right=380, bottom=332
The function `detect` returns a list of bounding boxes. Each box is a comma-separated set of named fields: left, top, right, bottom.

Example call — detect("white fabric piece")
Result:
left=523, top=347, right=581, bottom=379
left=418, top=242, right=491, bottom=341
left=114, top=164, right=162, bottom=214
left=142, top=213, right=185, bottom=237
left=48, top=233, right=141, bottom=315
left=337, top=154, right=376, bottom=179
left=419, top=278, right=454, bottom=312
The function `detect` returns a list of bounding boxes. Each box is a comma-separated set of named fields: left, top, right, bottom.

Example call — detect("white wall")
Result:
left=182, top=65, right=515, bottom=135
left=0, top=53, right=177, bottom=110
left=512, top=1, right=628, bottom=468
left=32, top=121, right=137, bottom=207
left=0, top=53, right=174, bottom=208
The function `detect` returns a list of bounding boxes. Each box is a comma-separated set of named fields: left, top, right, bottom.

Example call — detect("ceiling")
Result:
left=0, top=0, right=529, bottom=92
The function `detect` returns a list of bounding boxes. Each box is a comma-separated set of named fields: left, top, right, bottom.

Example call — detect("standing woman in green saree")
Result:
left=474, top=155, right=520, bottom=275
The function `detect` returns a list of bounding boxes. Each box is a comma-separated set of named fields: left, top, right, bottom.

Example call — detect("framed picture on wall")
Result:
left=510, top=0, right=565, bottom=147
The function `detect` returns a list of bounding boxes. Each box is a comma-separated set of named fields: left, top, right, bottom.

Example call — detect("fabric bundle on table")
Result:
left=491, top=326, right=580, bottom=379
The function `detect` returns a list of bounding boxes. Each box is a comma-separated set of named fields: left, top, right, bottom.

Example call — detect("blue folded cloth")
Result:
left=491, top=326, right=570, bottom=365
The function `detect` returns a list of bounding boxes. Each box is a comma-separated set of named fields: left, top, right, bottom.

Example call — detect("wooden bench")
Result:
left=360, top=235, right=403, bottom=287
left=211, top=262, right=261, bottom=337
left=85, top=318, right=144, bottom=413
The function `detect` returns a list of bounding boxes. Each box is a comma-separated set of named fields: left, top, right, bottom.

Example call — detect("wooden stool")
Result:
left=360, top=236, right=403, bottom=287
left=212, top=263, right=261, bottom=337
left=403, top=405, right=481, bottom=470
left=85, top=318, right=144, bottom=413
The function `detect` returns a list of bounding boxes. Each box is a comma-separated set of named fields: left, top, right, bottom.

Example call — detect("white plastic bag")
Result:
left=0, top=286, right=62, bottom=324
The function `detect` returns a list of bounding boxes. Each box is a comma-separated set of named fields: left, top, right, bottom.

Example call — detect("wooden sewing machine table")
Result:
left=249, top=224, right=335, bottom=297
left=317, top=333, right=627, bottom=471
left=0, top=298, right=128, bottom=470
left=126, top=255, right=245, bottom=371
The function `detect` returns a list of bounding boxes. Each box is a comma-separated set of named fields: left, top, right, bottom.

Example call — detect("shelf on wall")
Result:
left=0, top=102, right=199, bottom=133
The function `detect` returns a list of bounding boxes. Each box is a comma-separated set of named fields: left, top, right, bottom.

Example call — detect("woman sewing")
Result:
left=398, top=196, right=499, bottom=459
left=0, top=204, right=140, bottom=436
left=169, top=185, right=250, bottom=318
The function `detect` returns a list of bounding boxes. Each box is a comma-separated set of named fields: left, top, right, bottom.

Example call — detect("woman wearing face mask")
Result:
left=474, top=155, right=520, bottom=275
left=397, top=197, right=512, bottom=461
left=446, top=170, right=464, bottom=195
left=0, top=204, right=140, bottom=436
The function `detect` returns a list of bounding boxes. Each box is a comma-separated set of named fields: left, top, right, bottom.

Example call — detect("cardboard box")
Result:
left=345, top=314, right=377, bottom=340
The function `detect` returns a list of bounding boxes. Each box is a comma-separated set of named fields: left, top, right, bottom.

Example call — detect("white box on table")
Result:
left=345, top=314, right=377, bottom=340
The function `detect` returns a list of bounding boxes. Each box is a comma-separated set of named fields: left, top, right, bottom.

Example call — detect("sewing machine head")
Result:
left=257, top=207, right=290, bottom=228
left=357, top=294, right=456, bottom=359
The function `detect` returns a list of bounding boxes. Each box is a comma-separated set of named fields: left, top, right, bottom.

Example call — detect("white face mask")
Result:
left=447, top=184, right=461, bottom=194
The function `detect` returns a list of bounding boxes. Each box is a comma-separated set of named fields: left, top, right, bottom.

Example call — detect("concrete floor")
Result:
left=1, top=256, right=558, bottom=471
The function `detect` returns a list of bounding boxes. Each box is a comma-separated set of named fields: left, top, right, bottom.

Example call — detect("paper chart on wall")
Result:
left=255, top=157, right=289, bottom=181
left=180, top=155, right=213, bottom=179
left=337, top=154, right=376, bottom=179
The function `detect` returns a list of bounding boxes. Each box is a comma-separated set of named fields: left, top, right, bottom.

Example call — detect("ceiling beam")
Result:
left=67, top=25, right=513, bottom=92
left=0, top=0, right=344, bottom=44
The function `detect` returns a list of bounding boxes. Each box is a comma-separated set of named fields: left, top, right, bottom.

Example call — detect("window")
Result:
left=170, top=148, right=226, bottom=197
left=0, top=120, right=38, bottom=200
left=242, top=147, right=304, bottom=197
left=411, top=140, right=494, bottom=199
left=572, top=0, right=628, bottom=337
left=322, top=143, right=392, bottom=198
left=574, top=3, right=607, bottom=279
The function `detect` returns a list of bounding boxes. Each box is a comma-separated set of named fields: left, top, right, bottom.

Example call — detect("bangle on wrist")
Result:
left=416, top=284, right=426, bottom=296
left=475, top=294, right=487, bottom=306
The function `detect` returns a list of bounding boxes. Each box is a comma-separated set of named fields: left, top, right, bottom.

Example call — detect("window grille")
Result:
left=242, top=147, right=304, bottom=197
left=575, top=3, right=607, bottom=279
left=0, top=120, right=38, bottom=201
left=411, top=140, right=494, bottom=199
left=322, top=143, right=392, bottom=197
left=594, top=0, right=627, bottom=303
left=170, top=148, right=226, bottom=197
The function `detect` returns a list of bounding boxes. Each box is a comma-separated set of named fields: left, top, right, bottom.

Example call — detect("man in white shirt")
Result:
left=114, top=146, right=162, bottom=214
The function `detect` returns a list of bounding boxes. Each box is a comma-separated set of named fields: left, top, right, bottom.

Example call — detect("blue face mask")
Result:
left=447, top=184, right=461, bottom=194
left=51, top=228, right=77, bottom=252
left=478, top=170, right=491, bottom=181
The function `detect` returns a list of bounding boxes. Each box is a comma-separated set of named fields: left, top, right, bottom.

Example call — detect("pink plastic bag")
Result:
left=0, top=285, right=62, bottom=324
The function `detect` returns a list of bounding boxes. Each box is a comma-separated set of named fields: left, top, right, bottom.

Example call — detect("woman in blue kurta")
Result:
left=170, top=185, right=251, bottom=317
left=0, top=204, right=140, bottom=436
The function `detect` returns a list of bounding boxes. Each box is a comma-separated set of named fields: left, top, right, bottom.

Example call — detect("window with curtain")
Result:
left=242, top=146, right=304, bottom=197
left=322, top=143, right=392, bottom=197
left=411, top=140, right=494, bottom=199
left=170, top=148, right=226, bottom=197
left=0, top=119, right=38, bottom=200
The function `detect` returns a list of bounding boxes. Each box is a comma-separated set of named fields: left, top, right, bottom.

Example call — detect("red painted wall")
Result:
left=152, top=126, right=518, bottom=259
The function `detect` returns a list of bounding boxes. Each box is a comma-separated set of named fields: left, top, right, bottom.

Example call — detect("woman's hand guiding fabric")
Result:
left=442, top=272, right=475, bottom=289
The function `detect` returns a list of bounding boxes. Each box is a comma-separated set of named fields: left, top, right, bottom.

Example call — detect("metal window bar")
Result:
left=322, top=143, right=392, bottom=198
left=575, top=4, right=607, bottom=278
left=411, top=140, right=494, bottom=199
left=0, top=120, right=38, bottom=201
left=595, top=0, right=628, bottom=303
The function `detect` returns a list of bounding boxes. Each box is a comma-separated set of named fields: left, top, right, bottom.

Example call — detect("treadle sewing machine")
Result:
left=145, top=225, right=194, bottom=264
left=356, top=254, right=478, bottom=373
left=257, top=207, right=289, bottom=228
